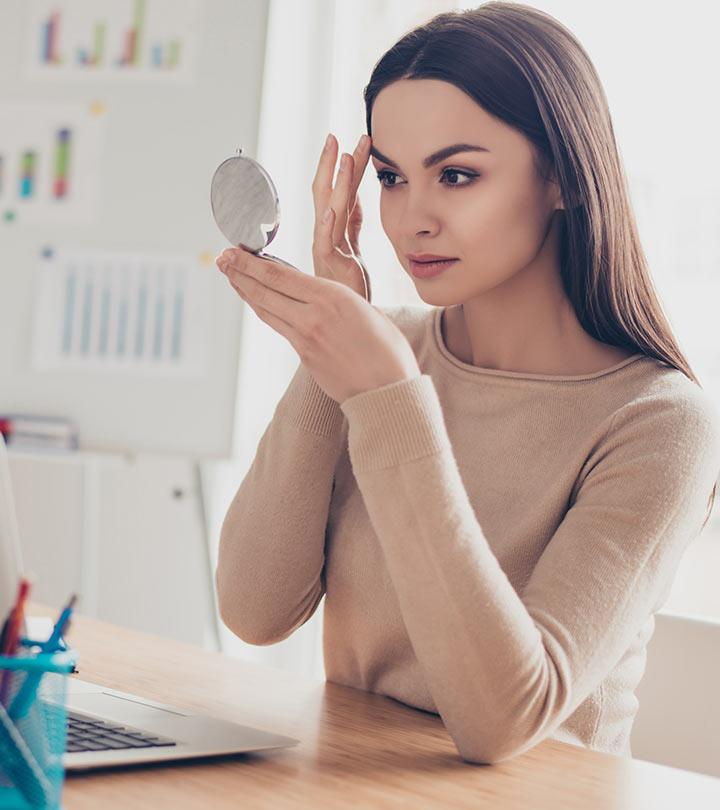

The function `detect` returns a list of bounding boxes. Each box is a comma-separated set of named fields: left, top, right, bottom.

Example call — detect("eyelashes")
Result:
left=375, top=167, right=479, bottom=189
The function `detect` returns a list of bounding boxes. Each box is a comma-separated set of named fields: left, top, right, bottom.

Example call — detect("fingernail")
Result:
left=360, top=134, right=369, bottom=148
left=324, top=133, right=332, bottom=150
left=338, top=153, right=348, bottom=172
left=322, top=207, right=332, bottom=223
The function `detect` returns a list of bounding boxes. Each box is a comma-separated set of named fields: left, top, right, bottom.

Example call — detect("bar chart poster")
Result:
left=0, top=101, right=104, bottom=225
left=25, top=0, right=201, bottom=82
left=31, top=249, right=211, bottom=378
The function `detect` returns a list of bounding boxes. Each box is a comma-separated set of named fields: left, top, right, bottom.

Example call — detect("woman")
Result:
left=214, top=2, right=720, bottom=764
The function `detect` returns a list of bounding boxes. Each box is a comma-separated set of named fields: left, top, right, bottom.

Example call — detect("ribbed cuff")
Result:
left=277, top=363, right=344, bottom=437
left=339, top=374, right=450, bottom=472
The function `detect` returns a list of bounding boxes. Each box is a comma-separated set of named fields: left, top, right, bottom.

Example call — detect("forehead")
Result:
left=370, top=78, right=531, bottom=165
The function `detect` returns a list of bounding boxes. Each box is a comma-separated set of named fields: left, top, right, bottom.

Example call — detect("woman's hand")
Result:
left=311, top=132, right=373, bottom=302
left=216, top=209, right=420, bottom=404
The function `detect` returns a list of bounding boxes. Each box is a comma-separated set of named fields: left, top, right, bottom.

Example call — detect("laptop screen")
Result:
left=0, top=433, right=24, bottom=621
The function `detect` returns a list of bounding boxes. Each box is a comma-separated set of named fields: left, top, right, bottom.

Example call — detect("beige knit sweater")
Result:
left=216, top=304, right=720, bottom=764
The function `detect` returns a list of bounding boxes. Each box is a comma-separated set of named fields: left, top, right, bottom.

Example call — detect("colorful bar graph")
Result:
left=0, top=134, right=75, bottom=207
left=120, top=29, right=134, bottom=66
left=80, top=273, right=93, bottom=353
left=35, top=252, right=206, bottom=377
left=93, top=22, right=106, bottom=64
left=117, top=293, right=128, bottom=356
left=150, top=40, right=181, bottom=69
left=167, top=40, right=180, bottom=68
left=99, top=278, right=111, bottom=355
left=53, top=128, right=71, bottom=199
left=19, top=151, right=36, bottom=198
left=153, top=272, right=165, bottom=358
left=171, top=283, right=183, bottom=359
left=37, top=0, right=188, bottom=73
left=134, top=276, right=147, bottom=356
left=62, top=268, right=76, bottom=353
left=57, top=263, right=188, bottom=362
left=42, top=10, right=61, bottom=64
left=132, top=0, right=145, bottom=65
left=118, top=0, right=144, bottom=67
left=75, top=22, right=106, bottom=66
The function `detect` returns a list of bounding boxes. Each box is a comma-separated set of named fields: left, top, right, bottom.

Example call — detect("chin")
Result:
left=414, top=287, right=462, bottom=307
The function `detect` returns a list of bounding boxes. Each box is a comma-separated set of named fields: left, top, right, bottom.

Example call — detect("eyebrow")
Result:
left=369, top=143, right=490, bottom=170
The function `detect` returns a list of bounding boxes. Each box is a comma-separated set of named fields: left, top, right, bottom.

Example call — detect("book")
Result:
left=0, top=415, right=78, bottom=451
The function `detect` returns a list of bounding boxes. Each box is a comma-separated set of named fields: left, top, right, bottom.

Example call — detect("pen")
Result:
left=0, top=577, right=32, bottom=706
left=42, top=593, right=77, bottom=654
left=0, top=577, right=31, bottom=653
left=8, top=594, right=77, bottom=721
left=0, top=615, right=9, bottom=651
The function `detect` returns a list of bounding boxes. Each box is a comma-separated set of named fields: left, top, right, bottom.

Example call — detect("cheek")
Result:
left=466, top=185, right=550, bottom=267
left=379, top=198, right=405, bottom=258
left=379, top=195, right=394, bottom=234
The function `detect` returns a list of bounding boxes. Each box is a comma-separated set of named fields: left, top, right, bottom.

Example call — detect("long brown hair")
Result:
left=362, top=1, right=716, bottom=528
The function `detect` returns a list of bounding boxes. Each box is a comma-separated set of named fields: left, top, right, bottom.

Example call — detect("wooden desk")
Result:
left=30, top=602, right=720, bottom=809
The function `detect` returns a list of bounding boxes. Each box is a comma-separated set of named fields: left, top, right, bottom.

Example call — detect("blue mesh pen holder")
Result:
left=0, top=638, right=77, bottom=810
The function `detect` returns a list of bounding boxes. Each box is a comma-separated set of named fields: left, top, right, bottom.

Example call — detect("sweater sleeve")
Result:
left=216, top=361, right=345, bottom=645
left=339, top=373, right=720, bottom=765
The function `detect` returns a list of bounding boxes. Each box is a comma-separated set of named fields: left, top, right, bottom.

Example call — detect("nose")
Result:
left=396, top=192, right=440, bottom=240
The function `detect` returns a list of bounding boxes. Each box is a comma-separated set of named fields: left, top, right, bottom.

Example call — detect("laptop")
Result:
left=0, top=434, right=300, bottom=770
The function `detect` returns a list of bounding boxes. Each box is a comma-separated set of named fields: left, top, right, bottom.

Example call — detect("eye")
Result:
left=375, top=167, right=479, bottom=189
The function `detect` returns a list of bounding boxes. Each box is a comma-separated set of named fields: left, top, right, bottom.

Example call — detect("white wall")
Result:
left=8, top=448, right=218, bottom=651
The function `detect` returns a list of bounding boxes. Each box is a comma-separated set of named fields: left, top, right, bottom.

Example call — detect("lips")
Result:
left=409, top=258, right=458, bottom=279
left=407, top=253, right=457, bottom=263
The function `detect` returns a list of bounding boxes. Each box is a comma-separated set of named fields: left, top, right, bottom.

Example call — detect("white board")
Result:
left=0, top=0, right=269, bottom=457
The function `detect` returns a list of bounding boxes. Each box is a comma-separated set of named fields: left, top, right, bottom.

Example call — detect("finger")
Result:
left=319, top=205, right=340, bottom=263
left=316, top=206, right=364, bottom=298
left=347, top=134, right=371, bottom=217
left=347, top=193, right=363, bottom=255
left=217, top=249, right=235, bottom=273
left=311, top=133, right=371, bottom=244
left=223, top=246, right=334, bottom=306
left=228, top=268, right=308, bottom=327
left=328, top=134, right=371, bottom=247
left=329, top=153, right=355, bottom=246
left=312, top=133, right=338, bottom=221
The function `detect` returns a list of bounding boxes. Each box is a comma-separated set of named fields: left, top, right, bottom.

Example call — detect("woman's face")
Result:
left=369, top=78, right=563, bottom=303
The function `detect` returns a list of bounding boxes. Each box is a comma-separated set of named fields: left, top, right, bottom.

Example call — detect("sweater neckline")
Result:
left=430, top=306, right=646, bottom=383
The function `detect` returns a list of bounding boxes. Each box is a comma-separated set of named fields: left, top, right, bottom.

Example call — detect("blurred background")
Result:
left=1, top=0, right=718, bottom=682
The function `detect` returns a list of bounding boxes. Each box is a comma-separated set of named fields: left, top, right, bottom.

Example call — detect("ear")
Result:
left=552, top=170, right=583, bottom=211
left=547, top=176, right=565, bottom=211
left=542, top=158, right=582, bottom=212
left=552, top=178, right=583, bottom=212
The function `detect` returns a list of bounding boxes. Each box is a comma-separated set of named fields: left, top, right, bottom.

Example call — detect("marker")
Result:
left=0, top=577, right=32, bottom=706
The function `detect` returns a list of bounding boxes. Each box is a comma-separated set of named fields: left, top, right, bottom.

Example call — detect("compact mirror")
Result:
left=210, top=148, right=292, bottom=265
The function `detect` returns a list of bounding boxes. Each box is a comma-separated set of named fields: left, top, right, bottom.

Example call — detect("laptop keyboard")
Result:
left=65, top=710, right=178, bottom=753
